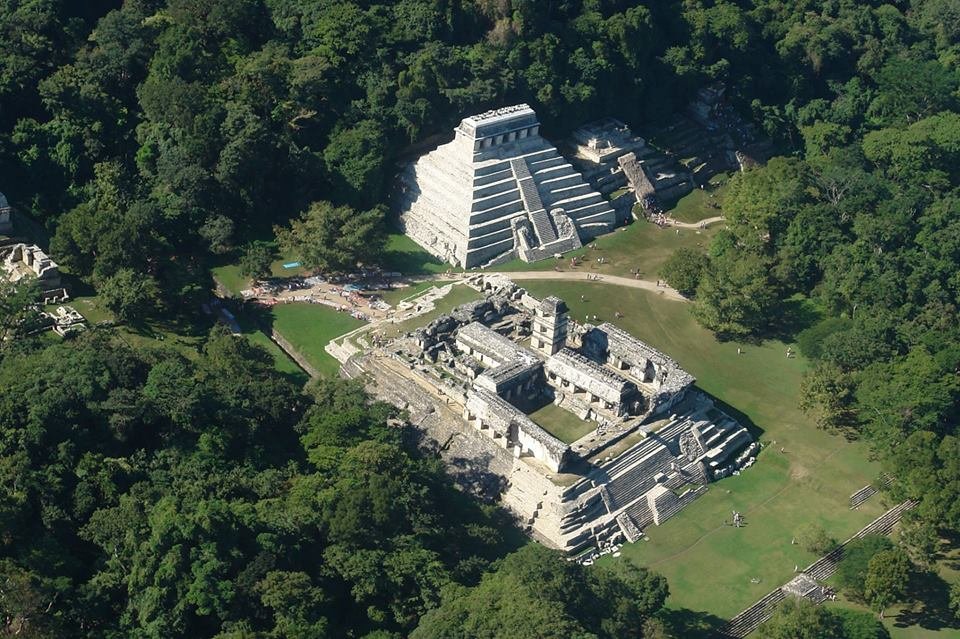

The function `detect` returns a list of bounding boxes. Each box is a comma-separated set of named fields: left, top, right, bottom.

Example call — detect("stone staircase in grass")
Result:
left=719, top=500, right=917, bottom=638
left=849, top=484, right=877, bottom=509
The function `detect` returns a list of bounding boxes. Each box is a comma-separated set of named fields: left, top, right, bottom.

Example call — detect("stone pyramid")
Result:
left=396, top=104, right=617, bottom=268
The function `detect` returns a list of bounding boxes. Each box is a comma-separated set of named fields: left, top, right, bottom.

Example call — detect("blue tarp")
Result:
left=282, top=261, right=301, bottom=269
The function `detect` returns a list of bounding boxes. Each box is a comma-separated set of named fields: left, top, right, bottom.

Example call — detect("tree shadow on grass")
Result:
left=765, top=296, right=823, bottom=344
left=658, top=607, right=727, bottom=639
left=889, top=568, right=960, bottom=632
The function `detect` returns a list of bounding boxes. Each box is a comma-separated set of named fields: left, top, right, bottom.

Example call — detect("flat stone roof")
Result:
left=457, top=104, right=539, bottom=141
left=593, top=322, right=695, bottom=393
left=456, top=321, right=537, bottom=366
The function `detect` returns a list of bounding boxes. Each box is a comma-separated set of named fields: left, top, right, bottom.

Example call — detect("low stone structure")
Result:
left=0, top=192, right=11, bottom=234
left=42, top=305, right=86, bottom=336
left=342, top=275, right=755, bottom=552
left=568, top=118, right=693, bottom=215
left=1, top=242, right=61, bottom=289
left=396, top=105, right=615, bottom=268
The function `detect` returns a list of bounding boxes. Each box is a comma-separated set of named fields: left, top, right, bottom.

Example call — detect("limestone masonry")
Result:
left=396, top=105, right=616, bottom=268
left=342, top=275, right=757, bottom=554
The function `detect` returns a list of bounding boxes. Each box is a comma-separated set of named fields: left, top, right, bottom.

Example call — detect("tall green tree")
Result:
left=274, top=201, right=386, bottom=273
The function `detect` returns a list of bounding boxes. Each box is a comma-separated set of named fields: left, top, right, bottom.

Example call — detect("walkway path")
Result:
left=668, top=215, right=724, bottom=229
left=412, top=270, right=688, bottom=302
left=502, top=270, right=687, bottom=301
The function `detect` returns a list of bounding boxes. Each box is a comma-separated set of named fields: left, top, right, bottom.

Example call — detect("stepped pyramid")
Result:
left=396, top=105, right=617, bottom=268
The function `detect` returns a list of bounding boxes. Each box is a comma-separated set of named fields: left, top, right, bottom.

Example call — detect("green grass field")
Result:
left=515, top=280, right=886, bottom=624
left=212, top=246, right=307, bottom=298
left=391, top=284, right=483, bottom=335
left=269, top=303, right=367, bottom=377
left=377, top=279, right=453, bottom=306
left=494, top=221, right=718, bottom=280
left=528, top=401, right=595, bottom=444
left=661, top=182, right=726, bottom=223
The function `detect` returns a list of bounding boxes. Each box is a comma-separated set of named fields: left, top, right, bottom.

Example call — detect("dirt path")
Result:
left=478, top=270, right=688, bottom=302
left=668, top=215, right=725, bottom=229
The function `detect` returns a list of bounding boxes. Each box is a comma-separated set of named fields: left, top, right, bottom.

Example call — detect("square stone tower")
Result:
left=396, top=105, right=616, bottom=268
left=532, top=296, right=569, bottom=355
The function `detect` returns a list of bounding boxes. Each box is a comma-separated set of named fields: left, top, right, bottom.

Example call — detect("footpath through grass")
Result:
left=515, top=281, right=883, bottom=622
left=660, top=172, right=729, bottom=224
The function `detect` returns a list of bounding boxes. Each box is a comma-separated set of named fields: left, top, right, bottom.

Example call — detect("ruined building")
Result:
left=0, top=192, right=12, bottom=234
left=343, top=276, right=756, bottom=553
left=396, top=105, right=617, bottom=268
left=567, top=118, right=693, bottom=215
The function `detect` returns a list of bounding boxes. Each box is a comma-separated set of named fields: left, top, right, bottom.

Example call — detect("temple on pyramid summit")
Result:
left=396, top=104, right=619, bottom=268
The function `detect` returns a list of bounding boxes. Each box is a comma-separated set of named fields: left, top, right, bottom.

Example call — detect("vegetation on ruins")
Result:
left=2, top=0, right=960, bottom=636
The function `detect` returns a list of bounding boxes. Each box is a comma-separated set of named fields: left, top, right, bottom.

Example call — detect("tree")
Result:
left=0, top=560, right=60, bottom=639
left=692, top=252, right=779, bottom=339
left=757, top=598, right=841, bottom=639
left=96, top=267, right=162, bottom=323
left=238, top=241, right=274, bottom=282
left=868, top=58, right=957, bottom=126
left=0, top=274, right=40, bottom=350
left=274, top=201, right=386, bottom=273
left=836, top=535, right=893, bottom=601
left=833, top=608, right=891, bottom=639
left=950, top=580, right=960, bottom=620
left=864, top=548, right=911, bottom=617
left=797, top=523, right=835, bottom=554
left=659, top=248, right=709, bottom=297
left=722, top=158, right=812, bottom=254
left=411, top=544, right=668, bottom=639
left=323, top=119, right=388, bottom=207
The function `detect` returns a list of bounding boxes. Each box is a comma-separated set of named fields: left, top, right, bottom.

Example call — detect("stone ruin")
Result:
left=568, top=118, right=693, bottom=219
left=342, top=275, right=756, bottom=554
left=567, top=118, right=694, bottom=216
left=0, top=192, right=11, bottom=234
left=40, top=305, right=86, bottom=336
left=396, top=104, right=616, bottom=268
left=1, top=242, right=61, bottom=289
left=0, top=191, right=71, bottom=321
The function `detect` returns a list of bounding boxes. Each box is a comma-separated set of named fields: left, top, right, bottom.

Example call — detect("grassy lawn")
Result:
left=377, top=279, right=452, bottom=306
left=515, top=280, right=884, bottom=623
left=212, top=245, right=307, bottom=298
left=493, top=221, right=718, bottom=279
left=71, top=295, right=209, bottom=359
left=71, top=296, right=115, bottom=325
left=661, top=182, right=726, bottom=224
left=391, top=284, right=483, bottom=335
left=269, top=303, right=367, bottom=377
left=528, top=401, right=595, bottom=444
left=211, top=263, right=249, bottom=297
left=381, top=233, right=461, bottom=275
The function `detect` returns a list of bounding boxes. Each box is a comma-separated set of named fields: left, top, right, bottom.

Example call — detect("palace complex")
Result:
left=342, top=275, right=756, bottom=553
